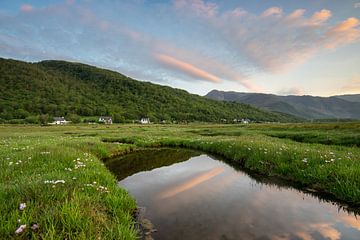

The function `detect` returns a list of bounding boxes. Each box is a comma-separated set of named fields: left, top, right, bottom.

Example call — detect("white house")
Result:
left=52, top=117, right=67, bottom=125
left=241, top=118, right=250, bottom=124
left=98, top=116, right=113, bottom=124
left=140, top=118, right=150, bottom=124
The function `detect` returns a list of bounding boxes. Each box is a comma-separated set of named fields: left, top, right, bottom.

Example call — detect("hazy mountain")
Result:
left=335, top=94, right=360, bottom=103
left=0, top=58, right=300, bottom=123
left=206, top=90, right=360, bottom=119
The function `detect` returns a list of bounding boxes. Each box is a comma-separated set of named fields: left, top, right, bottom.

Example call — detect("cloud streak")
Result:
left=308, top=9, right=332, bottom=25
left=261, top=7, right=282, bottom=17
left=155, top=54, right=221, bottom=83
left=158, top=167, right=224, bottom=199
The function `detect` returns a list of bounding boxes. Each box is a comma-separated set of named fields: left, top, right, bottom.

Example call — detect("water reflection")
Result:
left=107, top=150, right=360, bottom=240
left=159, top=167, right=224, bottom=199
left=105, top=148, right=200, bottom=180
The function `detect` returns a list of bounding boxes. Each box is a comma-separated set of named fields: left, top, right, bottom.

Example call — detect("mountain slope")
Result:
left=0, top=58, right=300, bottom=123
left=206, top=90, right=360, bottom=119
left=335, top=94, right=360, bottom=103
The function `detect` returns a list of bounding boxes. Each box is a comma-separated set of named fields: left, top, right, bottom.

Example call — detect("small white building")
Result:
left=140, top=118, right=150, bottom=124
left=52, top=117, right=67, bottom=125
left=241, top=118, right=250, bottom=124
left=98, top=116, right=113, bottom=124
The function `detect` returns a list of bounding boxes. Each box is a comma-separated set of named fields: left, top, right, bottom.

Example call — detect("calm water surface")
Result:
left=106, top=149, right=360, bottom=240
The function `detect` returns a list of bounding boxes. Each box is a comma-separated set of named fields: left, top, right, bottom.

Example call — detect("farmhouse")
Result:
left=52, top=117, right=67, bottom=125
left=98, top=116, right=113, bottom=124
left=140, top=117, right=150, bottom=124
left=241, top=118, right=250, bottom=124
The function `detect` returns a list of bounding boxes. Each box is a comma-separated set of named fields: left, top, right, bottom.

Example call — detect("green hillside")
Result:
left=0, top=58, right=300, bottom=123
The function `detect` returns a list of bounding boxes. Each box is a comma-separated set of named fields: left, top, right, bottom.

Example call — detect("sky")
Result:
left=0, top=0, right=359, bottom=96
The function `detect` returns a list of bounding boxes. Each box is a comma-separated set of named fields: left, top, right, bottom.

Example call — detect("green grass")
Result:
left=0, top=127, right=137, bottom=239
left=1, top=122, right=360, bottom=239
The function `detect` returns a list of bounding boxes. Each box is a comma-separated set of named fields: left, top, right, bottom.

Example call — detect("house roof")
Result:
left=54, top=117, right=65, bottom=121
left=99, top=116, right=112, bottom=120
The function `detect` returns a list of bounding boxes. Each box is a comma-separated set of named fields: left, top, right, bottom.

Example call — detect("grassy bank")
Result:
left=1, top=123, right=360, bottom=238
left=0, top=126, right=137, bottom=239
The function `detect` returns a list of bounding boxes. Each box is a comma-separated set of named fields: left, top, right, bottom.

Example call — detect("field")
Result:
left=1, top=122, right=360, bottom=239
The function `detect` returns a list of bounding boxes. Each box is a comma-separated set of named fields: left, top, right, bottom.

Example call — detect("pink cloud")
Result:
left=261, top=7, right=282, bottom=17
left=158, top=167, right=224, bottom=199
left=20, top=4, right=33, bottom=12
left=313, top=223, right=341, bottom=240
left=308, top=9, right=332, bottom=25
left=155, top=54, right=221, bottom=83
left=287, top=9, right=306, bottom=20
left=330, top=17, right=359, bottom=31
left=325, top=17, right=360, bottom=48
left=339, top=214, right=360, bottom=231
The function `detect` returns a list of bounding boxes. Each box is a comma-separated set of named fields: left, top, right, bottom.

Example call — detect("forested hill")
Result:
left=0, top=58, right=300, bottom=123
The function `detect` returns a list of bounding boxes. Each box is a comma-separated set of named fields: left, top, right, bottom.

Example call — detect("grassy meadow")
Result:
left=1, top=122, right=360, bottom=239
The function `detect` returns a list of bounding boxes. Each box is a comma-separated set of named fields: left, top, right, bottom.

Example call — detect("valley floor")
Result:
left=0, top=122, right=359, bottom=239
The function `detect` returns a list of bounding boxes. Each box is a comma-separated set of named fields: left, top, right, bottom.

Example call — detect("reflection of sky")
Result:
left=120, top=154, right=360, bottom=240
left=1, top=0, right=359, bottom=96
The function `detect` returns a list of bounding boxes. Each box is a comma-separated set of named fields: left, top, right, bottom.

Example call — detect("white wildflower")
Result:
left=15, top=225, right=26, bottom=234
left=19, top=203, right=26, bottom=211
left=31, top=223, right=39, bottom=231
left=44, top=180, right=65, bottom=184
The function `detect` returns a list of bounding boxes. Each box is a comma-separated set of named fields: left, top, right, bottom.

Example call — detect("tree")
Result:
left=67, top=114, right=81, bottom=124
left=39, top=114, right=49, bottom=125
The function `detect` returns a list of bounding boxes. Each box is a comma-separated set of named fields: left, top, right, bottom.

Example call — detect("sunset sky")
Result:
left=0, top=0, right=359, bottom=96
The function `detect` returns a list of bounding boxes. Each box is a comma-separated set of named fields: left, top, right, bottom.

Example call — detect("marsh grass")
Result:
left=0, top=129, right=137, bottom=239
left=1, top=122, right=360, bottom=239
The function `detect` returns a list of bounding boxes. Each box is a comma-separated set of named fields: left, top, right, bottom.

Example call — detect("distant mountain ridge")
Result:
left=334, top=94, right=360, bottom=103
left=205, top=90, right=360, bottom=119
left=0, top=58, right=300, bottom=123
